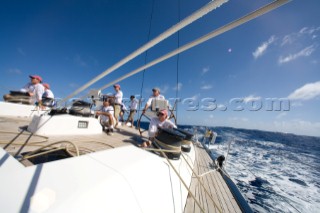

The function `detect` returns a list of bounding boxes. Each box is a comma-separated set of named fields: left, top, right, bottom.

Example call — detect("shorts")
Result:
left=114, top=105, right=121, bottom=118
left=101, top=116, right=116, bottom=126
left=128, top=110, right=136, bottom=121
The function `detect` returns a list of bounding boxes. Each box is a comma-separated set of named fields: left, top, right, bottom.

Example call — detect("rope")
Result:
left=138, top=0, right=156, bottom=120
left=175, top=0, right=181, bottom=122
left=143, top=144, right=222, bottom=212
left=0, top=130, right=49, bottom=140
left=143, top=147, right=180, bottom=153
left=181, top=152, right=223, bottom=213
left=59, top=0, right=228, bottom=104
left=21, top=141, right=80, bottom=160
left=0, top=130, right=115, bottom=155
left=75, top=140, right=115, bottom=149
left=21, top=148, right=66, bottom=160
left=198, top=169, right=217, bottom=177
left=154, top=138, right=181, bottom=152
left=158, top=148, right=205, bottom=212
left=96, top=0, right=290, bottom=92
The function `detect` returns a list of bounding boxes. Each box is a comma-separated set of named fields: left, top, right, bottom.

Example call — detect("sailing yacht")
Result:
left=0, top=0, right=290, bottom=212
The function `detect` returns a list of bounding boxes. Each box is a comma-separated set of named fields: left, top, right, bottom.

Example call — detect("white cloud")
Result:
left=288, top=81, right=320, bottom=101
left=7, top=68, right=22, bottom=74
left=243, top=95, right=261, bottom=103
left=253, top=35, right=276, bottom=59
left=299, top=26, right=320, bottom=35
left=160, top=85, right=169, bottom=94
left=281, top=34, right=295, bottom=46
left=201, top=66, right=210, bottom=75
left=281, top=26, right=320, bottom=46
left=201, top=84, right=212, bottom=90
left=290, top=101, right=303, bottom=107
left=278, top=45, right=316, bottom=64
left=173, top=83, right=182, bottom=91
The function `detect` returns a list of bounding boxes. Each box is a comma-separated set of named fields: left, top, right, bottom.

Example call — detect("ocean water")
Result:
left=181, top=125, right=320, bottom=213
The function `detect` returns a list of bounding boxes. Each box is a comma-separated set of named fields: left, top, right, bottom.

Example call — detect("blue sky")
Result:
left=0, top=0, right=319, bottom=136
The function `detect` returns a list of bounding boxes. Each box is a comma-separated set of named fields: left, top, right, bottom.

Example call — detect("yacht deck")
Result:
left=0, top=116, right=144, bottom=163
left=184, top=143, right=242, bottom=213
left=0, top=116, right=243, bottom=212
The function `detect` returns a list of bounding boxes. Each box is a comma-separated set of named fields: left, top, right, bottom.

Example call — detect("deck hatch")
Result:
left=78, top=121, right=89, bottom=128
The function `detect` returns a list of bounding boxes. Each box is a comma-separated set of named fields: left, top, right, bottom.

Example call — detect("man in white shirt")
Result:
left=119, top=103, right=127, bottom=122
left=96, top=99, right=115, bottom=135
left=125, top=95, right=139, bottom=127
left=142, top=87, right=165, bottom=114
left=140, top=109, right=176, bottom=147
left=3, top=75, right=43, bottom=104
left=106, top=84, right=123, bottom=127
left=28, top=75, right=45, bottom=106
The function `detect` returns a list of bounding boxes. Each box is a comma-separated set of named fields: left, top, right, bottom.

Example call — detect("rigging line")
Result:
left=175, top=0, right=181, bottom=123
left=96, top=0, right=290, bottom=92
left=138, top=0, right=155, bottom=119
left=59, top=0, right=228, bottom=104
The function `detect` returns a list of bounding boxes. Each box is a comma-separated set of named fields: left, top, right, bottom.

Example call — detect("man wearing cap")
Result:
left=125, top=95, right=139, bottom=127
left=3, top=75, right=44, bottom=105
left=28, top=75, right=45, bottom=106
left=142, top=87, right=166, bottom=114
left=96, top=99, right=115, bottom=135
left=106, top=84, right=123, bottom=127
left=140, top=109, right=177, bottom=147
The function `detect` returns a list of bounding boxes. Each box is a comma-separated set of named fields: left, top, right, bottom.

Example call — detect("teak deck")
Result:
left=184, top=144, right=242, bottom=213
left=0, top=116, right=242, bottom=212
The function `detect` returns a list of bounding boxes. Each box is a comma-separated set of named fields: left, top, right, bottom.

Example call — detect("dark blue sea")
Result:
left=177, top=125, right=320, bottom=213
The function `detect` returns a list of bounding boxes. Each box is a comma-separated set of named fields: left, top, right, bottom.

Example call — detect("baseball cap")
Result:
left=43, top=83, right=50, bottom=89
left=152, top=87, right=160, bottom=93
left=29, top=75, right=42, bottom=82
left=113, top=84, right=120, bottom=88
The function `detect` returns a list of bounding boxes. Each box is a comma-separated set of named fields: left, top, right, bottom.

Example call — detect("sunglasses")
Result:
left=157, top=113, right=165, bottom=116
